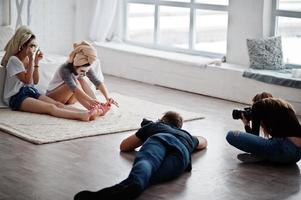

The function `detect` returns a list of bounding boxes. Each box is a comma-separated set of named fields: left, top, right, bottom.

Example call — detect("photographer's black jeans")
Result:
left=226, top=131, right=301, bottom=163
left=121, top=133, right=190, bottom=191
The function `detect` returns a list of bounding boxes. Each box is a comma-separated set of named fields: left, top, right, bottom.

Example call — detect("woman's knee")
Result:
left=226, top=131, right=238, bottom=141
left=78, top=78, right=86, bottom=84
left=55, top=102, right=65, bottom=108
left=226, top=130, right=244, bottom=145
left=66, top=95, right=77, bottom=104
left=44, top=104, right=57, bottom=114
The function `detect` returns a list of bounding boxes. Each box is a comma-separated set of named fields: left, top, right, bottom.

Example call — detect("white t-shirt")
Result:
left=3, top=56, right=27, bottom=105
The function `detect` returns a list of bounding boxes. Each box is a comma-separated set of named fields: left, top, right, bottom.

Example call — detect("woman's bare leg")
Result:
left=78, top=78, right=97, bottom=99
left=39, top=95, right=83, bottom=112
left=19, top=97, right=96, bottom=121
left=47, top=84, right=76, bottom=104
left=78, top=79, right=110, bottom=116
left=66, top=94, right=77, bottom=104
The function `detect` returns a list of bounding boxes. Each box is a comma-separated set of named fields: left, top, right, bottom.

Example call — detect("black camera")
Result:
left=232, top=107, right=252, bottom=121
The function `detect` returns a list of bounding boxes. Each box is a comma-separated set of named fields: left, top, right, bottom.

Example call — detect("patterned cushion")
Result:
left=247, top=36, right=284, bottom=70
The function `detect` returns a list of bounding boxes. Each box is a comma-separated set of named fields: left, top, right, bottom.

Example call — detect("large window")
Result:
left=124, top=0, right=229, bottom=57
left=273, top=0, right=301, bottom=66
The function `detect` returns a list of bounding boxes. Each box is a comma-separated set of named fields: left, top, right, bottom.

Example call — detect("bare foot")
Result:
left=89, top=108, right=99, bottom=121
left=78, top=111, right=92, bottom=122
left=99, top=103, right=111, bottom=116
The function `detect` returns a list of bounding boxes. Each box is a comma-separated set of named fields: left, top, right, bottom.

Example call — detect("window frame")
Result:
left=123, top=0, right=229, bottom=58
left=272, top=0, right=301, bottom=67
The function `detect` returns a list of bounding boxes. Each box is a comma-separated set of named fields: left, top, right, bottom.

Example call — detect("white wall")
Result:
left=8, top=0, right=97, bottom=55
left=0, top=0, right=4, bottom=25
left=227, top=0, right=273, bottom=65
left=0, top=0, right=10, bottom=25
left=31, top=0, right=76, bottom=55
left=74, top=0, right=97, bottom=42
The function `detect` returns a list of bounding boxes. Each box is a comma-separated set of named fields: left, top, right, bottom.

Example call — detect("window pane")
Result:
left=195, top=0, right=229, bottom=5
left=277, top=16, right=301, bottom=65
left=127, top=4, right=154, bottom=44
left=195, top=10, right=228, bottom=54
left=159, top=6, right=190, bottom=49
left=278, top=0, right=301, bottom=12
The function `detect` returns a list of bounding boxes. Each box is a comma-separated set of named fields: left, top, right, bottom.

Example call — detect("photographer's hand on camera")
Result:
left=241, top=113, right=250, bottom=126
left=241, top=113, right=253, bottom=133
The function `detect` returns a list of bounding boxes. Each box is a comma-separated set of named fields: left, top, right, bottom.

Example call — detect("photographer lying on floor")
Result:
left=74, top=111, right=207, bottom=200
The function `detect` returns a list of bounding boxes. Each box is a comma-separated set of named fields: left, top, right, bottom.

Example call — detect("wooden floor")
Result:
left=0, top=75, right=300, bottom=200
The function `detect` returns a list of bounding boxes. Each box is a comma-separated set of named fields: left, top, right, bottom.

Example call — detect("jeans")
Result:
left=9, top=86, right=41, bottom=110
left=226, top=131, right=301, bottom=164
left=121, top=134, right=190, bottom=191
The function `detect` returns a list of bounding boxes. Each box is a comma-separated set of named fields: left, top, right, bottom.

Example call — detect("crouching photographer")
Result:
left=226, top=92, right=301, bottom=164
left=232, top=92, right=273, bottom=136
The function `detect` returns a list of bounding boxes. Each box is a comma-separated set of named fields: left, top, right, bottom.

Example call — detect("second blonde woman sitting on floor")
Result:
left=46, top=41, right=118, bottom=117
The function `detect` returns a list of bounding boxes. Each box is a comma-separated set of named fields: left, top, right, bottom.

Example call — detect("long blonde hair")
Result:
left=1, top=26, right=34, bottom=67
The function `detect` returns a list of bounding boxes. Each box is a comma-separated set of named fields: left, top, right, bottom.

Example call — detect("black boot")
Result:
left=74, top=182, right=142, bottom=200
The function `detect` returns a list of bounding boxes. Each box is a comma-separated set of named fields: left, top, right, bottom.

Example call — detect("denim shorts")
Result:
left=9, top=86, right=41, bottom=111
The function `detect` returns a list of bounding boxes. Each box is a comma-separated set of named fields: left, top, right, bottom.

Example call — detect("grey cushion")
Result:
left=243, top=68, right=301, bottom=89
left=247, top=36, right=284, bottom=70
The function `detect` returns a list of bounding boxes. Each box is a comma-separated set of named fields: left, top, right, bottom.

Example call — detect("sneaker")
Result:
left=237, top=153, right=265, bottom=163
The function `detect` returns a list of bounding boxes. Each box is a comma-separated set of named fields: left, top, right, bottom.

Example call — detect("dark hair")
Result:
left=21, top=34, right=36, bottom=49
left=252, top=92, right=273, bottom=103
left=160, top=111, right=183, bottom=128
left=258, top=98, right=294, bottom=137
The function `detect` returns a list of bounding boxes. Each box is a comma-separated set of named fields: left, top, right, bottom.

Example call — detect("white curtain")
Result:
left=89, top=0, right=121, bottom=42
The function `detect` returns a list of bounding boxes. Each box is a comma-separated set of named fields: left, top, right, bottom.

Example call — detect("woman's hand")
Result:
left=120, top=134, right=143, bottom=152
left=26, top=47, right=35, bottom=61
left=241, top=113, right=250, bottom=126
left=34, top=50, right=43, bottom=66
left=107, top=98, right=119, bottom=108
left=196, top=136, right=207, bottom=150
left=88, top=99, right=102, bottom=110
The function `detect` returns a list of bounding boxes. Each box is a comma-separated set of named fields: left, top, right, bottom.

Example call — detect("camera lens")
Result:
left=232, top=110, right=242, bottom=120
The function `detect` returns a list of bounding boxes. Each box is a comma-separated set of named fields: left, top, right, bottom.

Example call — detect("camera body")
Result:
left=232, top=107, right=252, bottom=121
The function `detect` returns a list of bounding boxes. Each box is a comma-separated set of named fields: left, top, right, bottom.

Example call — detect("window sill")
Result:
left=93, top=42, right=223, bottom=69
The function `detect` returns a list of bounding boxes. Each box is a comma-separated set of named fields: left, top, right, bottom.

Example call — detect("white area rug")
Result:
left=0, top=93, right=204, bottom=144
